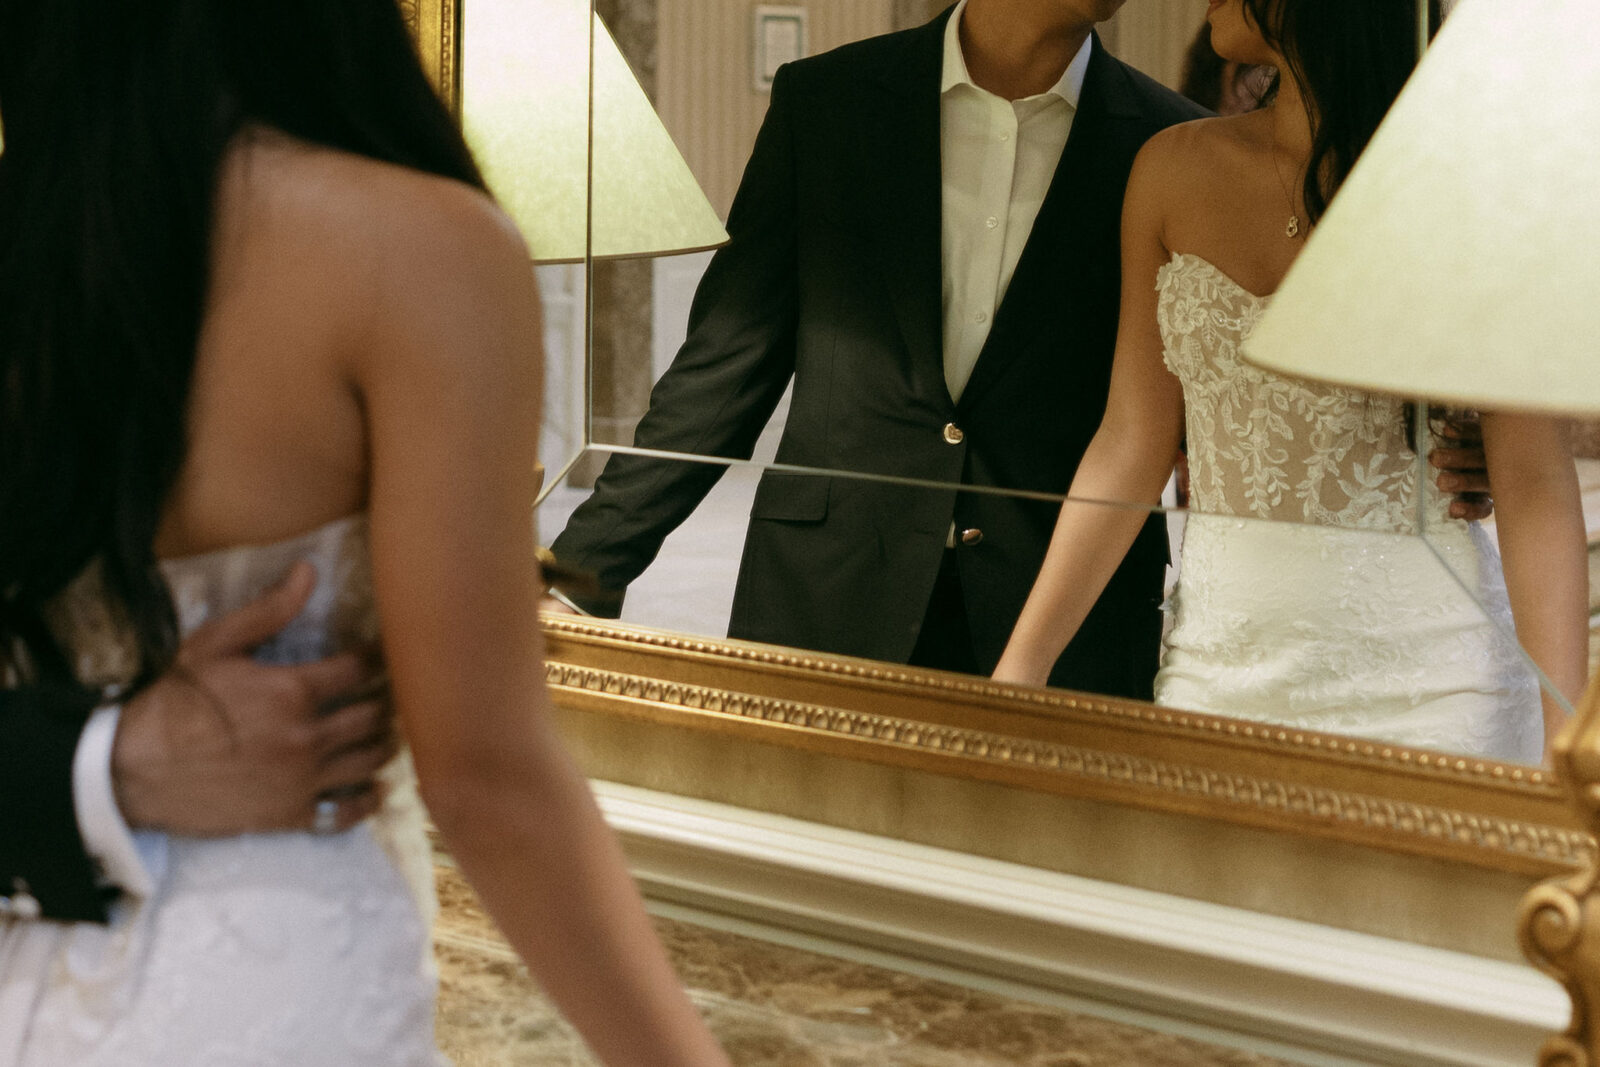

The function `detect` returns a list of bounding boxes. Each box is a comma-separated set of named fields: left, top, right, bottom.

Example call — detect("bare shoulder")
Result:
left=224, top=130, right=528, bottom=295
left=1126, top=114, right=1268, bottom=237
left=1132, top=114, right=1258, bottom=189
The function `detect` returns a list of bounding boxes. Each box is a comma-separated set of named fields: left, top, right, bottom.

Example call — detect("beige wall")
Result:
left=1098, top=0, right=1209, bottom=92
left=657, top=0, right=894, bottom=219
left=656, top=0, right=1205, bottom=220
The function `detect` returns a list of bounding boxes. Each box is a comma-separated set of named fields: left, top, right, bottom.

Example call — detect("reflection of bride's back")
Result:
left=1154, top=252, right=1541, bottom=763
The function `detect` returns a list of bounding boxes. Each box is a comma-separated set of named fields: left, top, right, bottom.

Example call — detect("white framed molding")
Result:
left=594, top=781, right=1569, bottom=1067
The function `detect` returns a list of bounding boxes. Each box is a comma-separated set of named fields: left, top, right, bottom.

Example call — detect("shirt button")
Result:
left=985, top=216, right=999, bottom=229
left=960, top=528, right=985, bottom=546
left=943, top=423, right=965, bottom=445
left=999, top=131, right=1011, bottom=142
left=974, top=311, right=988, bottom=324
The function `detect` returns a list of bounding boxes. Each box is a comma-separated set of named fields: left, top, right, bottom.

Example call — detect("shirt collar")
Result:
left=940, top=0, right=1093, bottom=108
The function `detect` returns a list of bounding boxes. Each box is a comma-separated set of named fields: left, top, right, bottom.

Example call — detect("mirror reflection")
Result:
left=1420, top=416, right=1598, bottom=765
left=524, top=0, right=1561, bottom=771
left=568, top=0, right=1483, bottom=513
left=533, top=0, right=1550, bottom=771
left=542, top=457, right=1540, bottom=765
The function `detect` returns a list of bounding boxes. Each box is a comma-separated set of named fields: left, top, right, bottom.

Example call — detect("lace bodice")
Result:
left=11, top=515, right=446, bottom=1067
left=1157, top=253, right=1437, bottom=532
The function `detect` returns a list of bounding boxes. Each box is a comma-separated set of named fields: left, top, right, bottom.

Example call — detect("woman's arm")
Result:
left=992, top=140, right=1186, bottom=687
left=1480, top=412, right=1588, bottom=762
left=355, top=176, right=726, bottom=1066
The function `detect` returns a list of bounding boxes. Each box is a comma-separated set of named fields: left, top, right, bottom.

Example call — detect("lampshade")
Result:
left=463, top=0, right=729, bottom=263
left=1241, top=0, right=1600, bottom=416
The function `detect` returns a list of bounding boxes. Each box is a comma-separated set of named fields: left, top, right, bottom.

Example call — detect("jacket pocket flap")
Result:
left=749, top=473, right=830, bottom=522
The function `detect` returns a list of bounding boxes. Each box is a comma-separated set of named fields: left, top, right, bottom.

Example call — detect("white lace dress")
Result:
left=1153, top=253, right=1542, bottom=763
left=0, top=515, right=449, bottom=1066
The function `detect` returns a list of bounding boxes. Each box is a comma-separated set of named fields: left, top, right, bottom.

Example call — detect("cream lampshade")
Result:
left=462, top=0, right=729, bottom=263
left=1240, top=0, right=1600, bottom=415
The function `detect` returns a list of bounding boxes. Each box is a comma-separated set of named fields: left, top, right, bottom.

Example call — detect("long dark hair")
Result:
left=1242, top=0, right=1441, bottom=225
left=0, top=1, right=486, bottom=688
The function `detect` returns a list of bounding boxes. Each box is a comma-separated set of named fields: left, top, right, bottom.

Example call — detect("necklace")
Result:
left=1270, top=133, right=1304, bottom=240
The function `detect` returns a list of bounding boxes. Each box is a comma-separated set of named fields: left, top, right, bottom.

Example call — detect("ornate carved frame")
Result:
left=402, top=0, right=461, bottom=117
left=542, top=616, right=1586, bottom=879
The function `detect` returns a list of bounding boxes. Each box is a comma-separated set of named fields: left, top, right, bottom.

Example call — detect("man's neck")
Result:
left=958, top=0, right=1094, bottom=101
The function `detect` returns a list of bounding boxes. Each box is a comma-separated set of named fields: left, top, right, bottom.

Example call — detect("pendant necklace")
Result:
left=1270, top=131, right=1304, bottom=240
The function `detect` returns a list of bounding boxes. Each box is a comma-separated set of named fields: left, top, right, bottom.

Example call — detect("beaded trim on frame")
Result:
left=542, top=616, right=1591, bottom=876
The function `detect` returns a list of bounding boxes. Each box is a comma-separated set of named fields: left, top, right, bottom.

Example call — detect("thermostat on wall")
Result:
left=753, top=6, right=807, bottom=92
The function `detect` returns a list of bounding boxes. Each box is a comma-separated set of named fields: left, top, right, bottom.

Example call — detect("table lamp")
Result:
left=1238, top=1, right=1600, bottom=1060
left=462, top=0, right=729, bottom=263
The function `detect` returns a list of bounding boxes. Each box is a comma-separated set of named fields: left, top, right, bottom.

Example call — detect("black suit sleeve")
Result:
left=549, top=62, right=804, bottom=614
left=0, top=685, right=112, bottom=923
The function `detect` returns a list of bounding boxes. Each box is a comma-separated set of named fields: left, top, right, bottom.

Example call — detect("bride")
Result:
left=0, top=2, right=728, bottom=1065
left=994, top=0, right=1588, bottom=764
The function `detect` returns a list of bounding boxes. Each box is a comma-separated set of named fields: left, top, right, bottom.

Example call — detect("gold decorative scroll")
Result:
left=401, top=0, right=461, bottom=117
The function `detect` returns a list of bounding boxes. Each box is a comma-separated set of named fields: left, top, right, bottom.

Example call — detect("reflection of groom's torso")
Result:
left=551, top=7, right=1205, bottom=700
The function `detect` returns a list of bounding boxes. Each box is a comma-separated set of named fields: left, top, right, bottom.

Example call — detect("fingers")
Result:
left=184, top=562, right=317, bottom=661
left=314, top=698, right=397, bottom=762
left=1436, top=470, right=1492, bottom=495
left=307, top=787, right=384, bottom=834
left=314, top=734, right=399, bottom=798
left=290, top=651, right=376, bottom=711
left=1428, top=446, right=1487, bottom=471
left=1449, top=495, right=1494, bottom=521
left=1434, top=414, right=1484, bottom=443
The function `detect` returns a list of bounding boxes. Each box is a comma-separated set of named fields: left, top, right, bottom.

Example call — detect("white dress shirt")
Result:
left=73, top=705, right=161, bottom=898
left=940, top=0, right=1092, bottom=403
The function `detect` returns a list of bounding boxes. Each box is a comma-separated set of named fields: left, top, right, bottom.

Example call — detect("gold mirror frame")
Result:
left=407, top=2, right=1598, bottom=1058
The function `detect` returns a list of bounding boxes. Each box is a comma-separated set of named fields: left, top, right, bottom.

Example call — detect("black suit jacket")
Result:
left=0, top=686, right=111, bottom=922
left=552, top=13, right=1207, bottom=700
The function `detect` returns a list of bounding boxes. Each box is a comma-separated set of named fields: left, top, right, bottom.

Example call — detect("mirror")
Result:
left=509, top=0, right=1546, bottom=770
left=540, top=451, right=1543, bottom=765
left=411, top=0, right=1595, bottom=1058
left=1417, top=407, right=1598, bottom=766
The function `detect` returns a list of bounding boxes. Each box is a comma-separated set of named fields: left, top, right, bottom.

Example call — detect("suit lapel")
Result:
left=956, top=35, right=1146, bottom=412
left=862, top=12, right=950, bottom=404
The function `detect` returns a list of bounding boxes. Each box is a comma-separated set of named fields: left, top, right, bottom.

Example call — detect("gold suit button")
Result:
left=960, top=528, right=984, bottom=546
left=942, top=423, right=965, bottom=445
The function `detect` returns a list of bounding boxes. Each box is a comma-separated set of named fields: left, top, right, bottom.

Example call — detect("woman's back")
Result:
left=156, top=130, right=521, bottom=558
left=15, top=518, right=446, bottom=1067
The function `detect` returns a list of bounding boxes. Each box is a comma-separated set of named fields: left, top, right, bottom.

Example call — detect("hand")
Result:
left=111, top=562, right=398, bottom=835
left=539, top=595, right=578, bottom=616
left=991, top=654, right=1047, bottom=689
left=1429, top=412, right=1494, bottom=521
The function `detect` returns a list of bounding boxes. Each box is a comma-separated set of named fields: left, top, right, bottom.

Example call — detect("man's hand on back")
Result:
left=112, top=562, right=397, bottom=835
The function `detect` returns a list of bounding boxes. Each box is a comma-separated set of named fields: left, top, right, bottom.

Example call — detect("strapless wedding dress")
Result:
left=1153, top=253, right=1542, bottom=763
left=0, top=515, right=448, bottom=1066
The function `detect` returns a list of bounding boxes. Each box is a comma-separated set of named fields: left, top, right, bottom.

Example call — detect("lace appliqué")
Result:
left=6, top=516, right=447, bottom=1067
left=1150, top=255, right=1543, bottom=763
left=1157, top=253, right=1420, bottom=532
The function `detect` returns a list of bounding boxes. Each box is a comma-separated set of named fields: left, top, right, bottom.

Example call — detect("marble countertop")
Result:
left=432, top=863, right=1292, bottom=1067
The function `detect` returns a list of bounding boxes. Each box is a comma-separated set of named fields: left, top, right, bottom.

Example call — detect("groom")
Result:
left=2, top=565, right=393, bottom=923
left=551, top=0, right=1202, bottom=698
left=552, top=0, right=1495, bottom=693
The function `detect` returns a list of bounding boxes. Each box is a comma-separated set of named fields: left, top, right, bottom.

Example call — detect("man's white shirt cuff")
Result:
left=544, top=587, right=590, bottom=615
left=72, top=704, right=166, bottom=899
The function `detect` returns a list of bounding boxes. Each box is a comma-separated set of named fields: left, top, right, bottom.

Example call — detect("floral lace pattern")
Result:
left=1157, top=253, right=1423, bottom=531
left=1156, top=515, right=1541, bottom=762
left=4, top=515, right=448, bottom=1067
left=1152, top=255, right=1542, bottom=762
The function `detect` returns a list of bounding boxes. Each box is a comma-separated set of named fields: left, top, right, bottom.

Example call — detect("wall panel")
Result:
left=657, top=0, right=894, bottom=218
